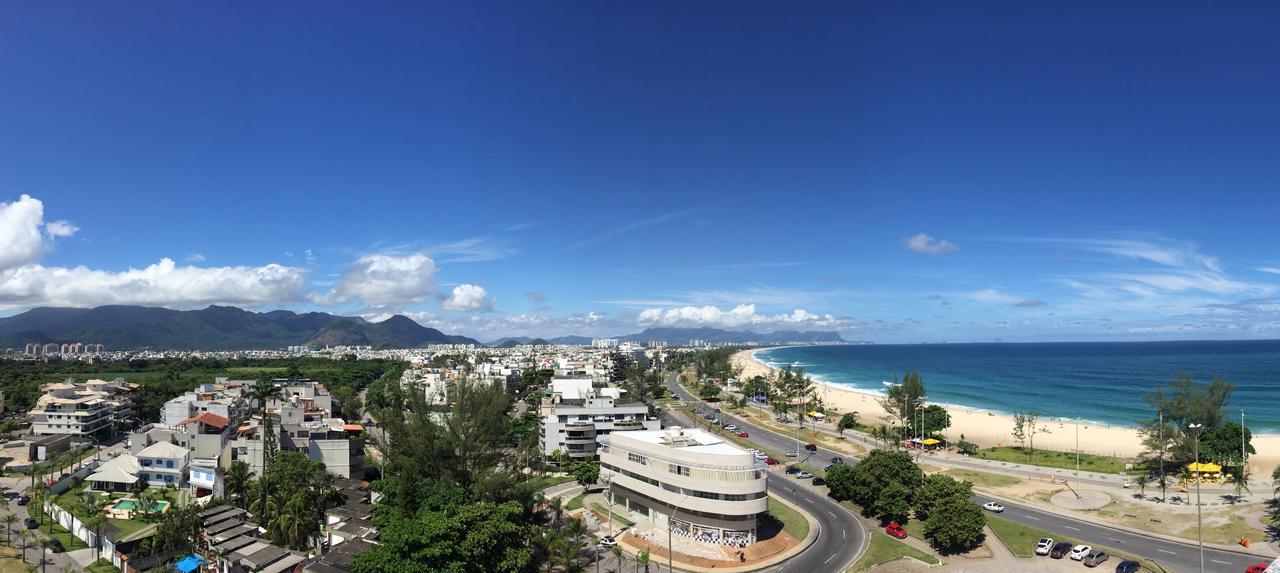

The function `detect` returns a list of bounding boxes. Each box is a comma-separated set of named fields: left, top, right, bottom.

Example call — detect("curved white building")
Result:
left=599, top=427, right=767, bottom=545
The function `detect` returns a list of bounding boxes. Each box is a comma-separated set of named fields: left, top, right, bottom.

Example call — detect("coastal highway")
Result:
left=658, top=406, right=867, bottom=573
left=663, top=373, right=1268, bottom=573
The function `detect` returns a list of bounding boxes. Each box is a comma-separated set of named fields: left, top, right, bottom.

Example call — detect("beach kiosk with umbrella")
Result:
left=1186, top=461, right=1223, bottom=484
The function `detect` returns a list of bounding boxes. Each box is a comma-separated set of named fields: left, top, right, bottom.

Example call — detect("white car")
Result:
left=1070, top=545, right=1092, bottom=561
left=754, top=452, right=768, bottom=460
left=982, top=502, right=1005, bottom=513
left=784, top=451, right=798, bottom=457
left=598, top=536, right=617, bottom=548
left=723, top=424, right=738, bottom=431
left=1034, top=538, right=1053, bottom=556
left=796, top=471, right=813, bottom=479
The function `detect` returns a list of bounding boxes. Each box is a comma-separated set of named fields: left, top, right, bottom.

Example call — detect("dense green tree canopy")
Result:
left=914, top=474, right=973, bottom=521
left=353, top=500, right=537, bottom=573
left=922, top=496, right=986, bottom=553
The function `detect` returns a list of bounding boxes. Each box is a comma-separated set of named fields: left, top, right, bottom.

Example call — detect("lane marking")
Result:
left=842, top=528, right=846, bottom=539
left=828, top=511, right=838, bottom=518
left=1107, top=538, right=1125, bottom=544
left=1211, top=560, right=1232, bottom=565
left=1024, top=515, right=1040, bottom=521
left=1064, top=526, right=1080, bottom=531
left=824, top=553, right=837, bottom=564
left=1157, top=549, right=1176, bottom=555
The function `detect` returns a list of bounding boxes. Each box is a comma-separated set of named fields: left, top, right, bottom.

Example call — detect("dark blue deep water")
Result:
left=755, top=341, right=1280, bottom=432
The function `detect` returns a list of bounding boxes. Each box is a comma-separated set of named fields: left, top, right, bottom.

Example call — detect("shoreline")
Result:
left=732, top=349, right=1280, bottom=476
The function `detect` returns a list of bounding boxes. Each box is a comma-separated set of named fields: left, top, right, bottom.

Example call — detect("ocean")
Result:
left=754, top=340, right=1280, bottom=433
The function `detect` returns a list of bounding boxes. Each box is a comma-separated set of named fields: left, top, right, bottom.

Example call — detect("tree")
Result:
left=82, top=503, right=107, bottom=562
left=829, top=450, right=923, bottom=512
left=825, top=464, right=858, bottom=502
left=1200, top=422, right=1255, bottom=468
left=697, top=381, right=721, bottom=400
left=635, top=548, right=650, bottom=573
left=573, top=461, right=600, bottom=491
left=1157, top=473, right=1169, bottom=502
left=923, top=496, right=986, bottom=553
left=837, top=413, right=859, bottom=438
left=877, top=371, right=926, bottom=432
left=914, top=474, right=973, bottom=521
left=610, top=546, right=624, bottom=570
left=37, top=538, right=51, bottom=573
left=0, top=513, right=15, bottom=546
left=1011, top=412, right=1049, bottom=460
left=1139, top=374, right=1235, bottom=462
left=956, top=438, right=978, bottom=456
left=916, top=405, right=951, bottom=437
left=1231, top=469, right=1252, bottom=504
left=873, top=483, right=913, bottom=525
left=352, top=500, right=537, bottom=573
left=1135, top=475, right=1148, bottom=500
left=248, top=379, right=284, bottom=517
left=225, top=460, right=254, bottom=508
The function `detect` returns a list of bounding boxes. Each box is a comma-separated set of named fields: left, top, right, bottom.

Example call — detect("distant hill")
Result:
left=617, top=327, right=845, bottom=346
left=487, top=337, right=564, bottom=347
left=0, top=305, right=480, bottom=350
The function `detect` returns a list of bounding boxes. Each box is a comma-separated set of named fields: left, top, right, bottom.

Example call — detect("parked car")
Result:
left=1246, top=565, right=1271, bottom=573
left=723, top=424, right=737, bottom=431
left=1114, top=561, right=1141, bottom=573
left=16, top=495, right=29, bottom=506
left=48, top=539, right=64, bottom=553
left=2, top=491, right=17, bottom=500
left=784, top=451, right=798, bottom=457
left=599, top=536, right=617, bottom=549
left=884, top=523, right=907, bottom=539
left=736, top=431, right=749, bottom=438
left=830, top=456, right=844, bottom=464
left=747, top=448, right=759, bottom=454
left=1083, top=551, right=1109, bottom=568
left=804, top=443, right=817, bottom=451
left=1049, top=542, right=1073, bottom=559
left=796, top=471, right=813, bottom=479
left=785, top=465, right=800, bottom=474
left=981, top=502, right=1005, bottom=513
left=1069, top=545, right=1092, bottom=561
left=23, top=518, right=37, bottom=529
left=764, top=457, right=779, bottom=465
left=754, top=452, right=767, bottom=460
left=1034, top=538, right=1053, bottom=556
left=813, top=477, right=826, bottom=486
left=823, top=465, right=834, bottom=472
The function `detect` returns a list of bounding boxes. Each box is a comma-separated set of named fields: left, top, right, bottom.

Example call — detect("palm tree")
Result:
left=1272, top=466, right=1280, bottom=497
left=1232, top=469, right=1252, bottom=504
left=547, top=496, right=564, bottom=528
left=1136, top=475, right=1148, bottom=499
left=0, top=513, right=16, bottom=546
left=275, top=493, right=312, bottom=550
left=37, top=538, right=51, bottom=573
left=635, top=548, right=650, bottom=573
left=249, top=379, right=284, bottom=517
left=1157, top=473, right=1169, bottom=502
left=83, top=503, right=107, bottom=562
left=31, top=482, right=48, bottom=528
left=565, top=516, right=587, bottom=562
left=15, top=529, right=28, bottom=562
left=225, top=461, right=253, bottom=508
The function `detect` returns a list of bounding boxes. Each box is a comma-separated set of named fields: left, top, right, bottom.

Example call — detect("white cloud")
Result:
left=904, top=233, right=958, bottom=255
left=319, top=252, right=437, bottom=306
left=186, top=253, right=206, bottom=263
left=44, top=220, right=78, bottom=239
left=1255, top=266, right=1280, bottom=275
left=566, top=208, right=698, bottom=250
left=440, top=284, right=494, bottom=312
left=0, top=258, right=306, bottom=311
left=636, top=304, right=855, bottom=330
left=0, top=195, right=64, bottom=272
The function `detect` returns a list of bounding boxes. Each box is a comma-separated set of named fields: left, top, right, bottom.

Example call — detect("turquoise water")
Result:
left=755, top=341, right=1280, bottom=432
left=112, top=499, right=169, bottom=511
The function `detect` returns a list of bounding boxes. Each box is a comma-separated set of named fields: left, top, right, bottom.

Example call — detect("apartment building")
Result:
left=29, top=378, right=138, bottom=438
left=599, top=427, right=768, bottom=546
left=162, top=378, right=250, bottom=428
left=538, top=378, right=658, bottom=463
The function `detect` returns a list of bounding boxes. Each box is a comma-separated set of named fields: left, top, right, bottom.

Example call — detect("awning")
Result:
left=1187, top=462, right=1222, bottom=473
left=175, top=555, right=206, bottom=573
left=808, top=411, right=825, bottom=419
left=921, top=438, right=942, bottom=445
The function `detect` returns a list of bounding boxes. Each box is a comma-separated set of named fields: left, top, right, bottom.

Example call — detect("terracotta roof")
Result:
left=176, top=412, right=231, bottom=429
left=342, top=424, right=364, bottom=432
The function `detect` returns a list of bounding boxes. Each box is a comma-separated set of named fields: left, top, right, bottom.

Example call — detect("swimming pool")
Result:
left=111, top=499, right=170, bottom=512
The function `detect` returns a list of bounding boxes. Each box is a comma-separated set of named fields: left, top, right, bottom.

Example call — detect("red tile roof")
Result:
left=176, top=411, right=232, bottom=430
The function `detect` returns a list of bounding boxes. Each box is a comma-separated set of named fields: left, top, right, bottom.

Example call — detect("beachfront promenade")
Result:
left=666, top=372, right=1276, bottom=573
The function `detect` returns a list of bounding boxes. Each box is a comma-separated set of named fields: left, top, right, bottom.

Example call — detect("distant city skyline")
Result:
left=2, top=3, right=1279, bottom=342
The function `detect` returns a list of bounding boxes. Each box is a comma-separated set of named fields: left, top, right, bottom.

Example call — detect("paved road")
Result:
left=662, top=376, right=867, bottom=573
left=664, top=373, right=1269, bottom=573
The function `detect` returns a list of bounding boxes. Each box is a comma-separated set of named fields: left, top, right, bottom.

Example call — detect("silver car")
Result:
left=1082, top=550, right=1109, bottom=568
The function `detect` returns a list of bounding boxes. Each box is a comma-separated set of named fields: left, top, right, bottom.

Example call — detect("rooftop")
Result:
left=609, top=427, right=744, bottom=456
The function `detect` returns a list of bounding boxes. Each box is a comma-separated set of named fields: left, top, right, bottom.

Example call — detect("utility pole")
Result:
left=1241, top=409, right=1247, bottom=474
left=1190, top=422, right=1204, bottom=573
left=1075, top=418, right=1081, bottom=499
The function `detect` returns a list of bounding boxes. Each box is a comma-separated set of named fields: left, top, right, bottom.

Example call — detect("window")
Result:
left=627, top=452, right=648, bottom=465
left=669, top=465, right=690, bottom=476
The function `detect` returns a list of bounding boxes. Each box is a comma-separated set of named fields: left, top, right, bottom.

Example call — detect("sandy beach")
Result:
left=731, top=349, right=1280, bottom=477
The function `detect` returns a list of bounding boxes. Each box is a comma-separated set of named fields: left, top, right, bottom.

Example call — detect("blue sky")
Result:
left=2, top=2, right=1280, bottom=342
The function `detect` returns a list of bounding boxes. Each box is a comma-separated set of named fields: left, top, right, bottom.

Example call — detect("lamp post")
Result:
left=1241, top=409, right=1247, bottom=474
left=1189, top=422, right=1204, bottom=573
left=1075, top=418, right=1081, bottom=499
left=603, top=475, right=614, bottom=536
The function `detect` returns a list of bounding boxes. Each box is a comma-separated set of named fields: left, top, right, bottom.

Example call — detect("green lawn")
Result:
left=850, top=532, right=940, bottom=572
left=940, top=468, right=1021, bottom=489
left=767, top=495, right=810, bottom=540
left=566, top=493, right=586, bottom=511
left=46, top=522, right=88, bottom=551
left=108, top=518, right=151, bottom=536
left=972, top=447, right=1131, bottom=474
left=87, top=559, right=119, bottom=573
left=526, top=475, right=577, bottom=491
left=986, top=515, right=1153, bottom=570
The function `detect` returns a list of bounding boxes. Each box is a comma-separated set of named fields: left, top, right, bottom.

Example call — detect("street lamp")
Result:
left=1189, top=422, right=1204, bottom=573
left=1074, top=418, right=1081, bottom=499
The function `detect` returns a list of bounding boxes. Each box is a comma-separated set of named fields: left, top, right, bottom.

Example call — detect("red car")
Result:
left=736, top=431, right=749, bottom=438
left=764, top=457, right=778, bottom=465
left=885, top=523, right=907, bottom=539
left=1246, top=564, right=1270, bottom=573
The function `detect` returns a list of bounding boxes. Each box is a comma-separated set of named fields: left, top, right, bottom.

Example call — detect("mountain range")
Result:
left=0, top=305, right=479, bottom=350
left=0, top=306, right=846, bottom=351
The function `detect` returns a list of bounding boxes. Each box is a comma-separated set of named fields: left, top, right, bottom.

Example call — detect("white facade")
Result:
left=599, top=427, right=767, bottom=544
left=539, top=380, right=658, bottom=462
left=137, top=441, right=189, bottom=488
